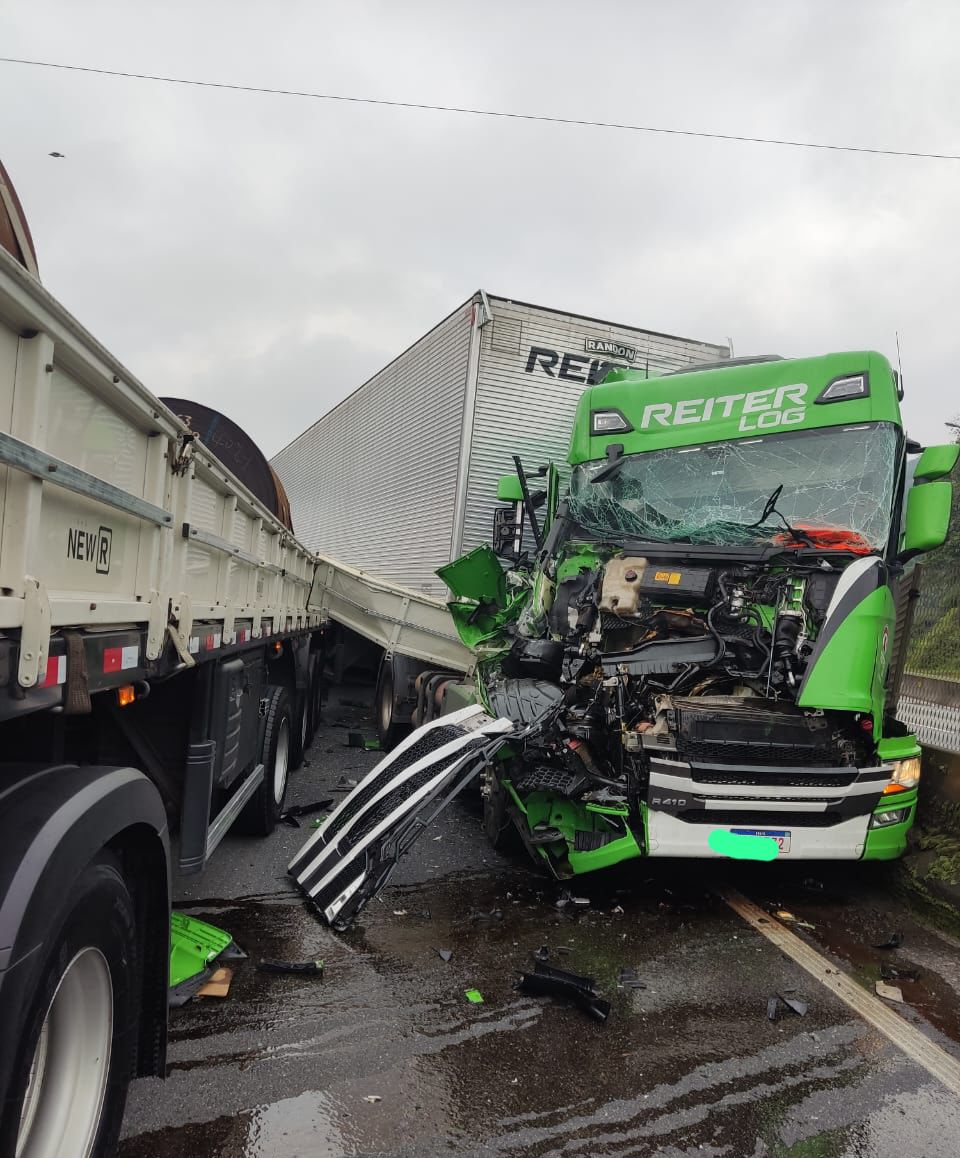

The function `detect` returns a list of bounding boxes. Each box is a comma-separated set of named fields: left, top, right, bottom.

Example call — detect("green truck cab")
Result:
left=443, top=352, right=957, bottom=873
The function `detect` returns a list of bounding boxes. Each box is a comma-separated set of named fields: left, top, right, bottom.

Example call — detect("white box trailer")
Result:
left=272, top=293, right=730, bottom=597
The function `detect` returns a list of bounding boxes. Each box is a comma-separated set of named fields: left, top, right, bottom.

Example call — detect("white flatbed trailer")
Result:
left=0, top=242, right=472, bottom=1156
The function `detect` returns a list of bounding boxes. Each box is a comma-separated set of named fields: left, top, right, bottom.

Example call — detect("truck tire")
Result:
left=306, top=653, right=322, bottom=742
left=291, top=656, right=322, bottom=771
left=375, top=658, right=411, bottom=752
left=237, top=686, right=292, bottom=835
left=1, top=853, right=138, bottom=1158
left=482, top=770, right=521, bottom=853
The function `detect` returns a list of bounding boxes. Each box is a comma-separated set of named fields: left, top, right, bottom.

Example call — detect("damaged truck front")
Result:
left=445, top=352, right=958, bottom=874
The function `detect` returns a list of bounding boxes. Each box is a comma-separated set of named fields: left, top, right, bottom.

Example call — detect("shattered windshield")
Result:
left=567, top=422, right=899, bottom=549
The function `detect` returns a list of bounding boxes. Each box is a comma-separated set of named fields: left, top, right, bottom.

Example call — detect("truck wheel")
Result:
left=375, top=659, right=411, bottom=752
left=306, top=654, right=322, bottom=741
left=2, top=854, right=138, bottom=1158
left=482, top=770, right=521, bottom=853
left=237, top=686, right=292, bottom=835
left=291, top=657, right=322, bottom=771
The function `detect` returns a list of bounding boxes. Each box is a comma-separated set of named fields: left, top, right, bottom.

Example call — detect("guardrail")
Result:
left=899, top=673, right=960, bottom=755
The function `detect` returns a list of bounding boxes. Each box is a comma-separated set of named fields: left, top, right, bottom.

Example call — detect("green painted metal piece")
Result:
left=862, top=791, right=918, bottom=860
left=568, top=350, right=902, bottom=465
left=169, top=912, right=235, bottom=988
left=877, top=734, right=921, bottom=761
left=797, top=585, right=894, bottom=715
left=437, top=544, right=506, bottom=606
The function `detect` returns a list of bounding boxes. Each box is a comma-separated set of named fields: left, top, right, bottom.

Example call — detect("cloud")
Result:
left=1, top=0, right=957, bottom=452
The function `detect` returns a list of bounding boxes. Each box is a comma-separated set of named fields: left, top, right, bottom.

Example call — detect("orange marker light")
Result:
left=882, top=782, right=907, bottom=795
left=117, top=684, right=135, bottom=707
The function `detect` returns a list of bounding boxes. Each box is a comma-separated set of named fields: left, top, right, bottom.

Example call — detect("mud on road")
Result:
left=120, top=690, right=960, bottom=1157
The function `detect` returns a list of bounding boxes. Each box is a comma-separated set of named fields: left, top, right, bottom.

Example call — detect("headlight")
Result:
left=870, top=807, right=910, bottom=828
left=887, top=756, right=921, bottom=790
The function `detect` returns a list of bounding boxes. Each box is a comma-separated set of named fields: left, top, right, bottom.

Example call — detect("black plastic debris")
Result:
left=347, top=733, right=365, bottom=748
left=256, top=958, right=324, bottom=977
left=780, top=994, right=809, bottom=1016
left=435, top=948, right=453, bottom=963
left=280, top=798, right=335, bottom=826
left=332, top=777, right=359, bottom=792
left=880, top=964, right=921, bottom=983
left=533, top=945, right=551, bottom=962
left=617, top=967, right=646, bottom=990
left=516, top=960, right=610, bottom=1023
left=872, top=932, right=904, bottom=950
left=767, top=992, right=809, bottom=1019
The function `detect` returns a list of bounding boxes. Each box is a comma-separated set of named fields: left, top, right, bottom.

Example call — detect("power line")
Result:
left=2, top=55, right=959, bottom=162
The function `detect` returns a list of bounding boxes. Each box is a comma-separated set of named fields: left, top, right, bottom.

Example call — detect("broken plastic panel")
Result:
left=288, top=705, right=513, bottom=929
left=516, top=960, right=611, bottom=1023
left=567, top=423, right=898, bottom=549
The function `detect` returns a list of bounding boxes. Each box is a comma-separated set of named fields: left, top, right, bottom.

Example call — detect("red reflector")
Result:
left=860, top=718, right=873, bottom=732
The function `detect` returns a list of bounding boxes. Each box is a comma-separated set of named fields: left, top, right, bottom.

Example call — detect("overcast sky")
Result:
left=2, top=0, right=958, bottom=455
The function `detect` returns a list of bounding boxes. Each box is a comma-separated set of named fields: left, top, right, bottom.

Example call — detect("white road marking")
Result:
left=721, top=888, right=960, bottom=1097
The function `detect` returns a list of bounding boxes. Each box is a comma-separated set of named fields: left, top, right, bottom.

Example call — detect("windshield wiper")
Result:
left=746, top=484, right=814, bottom=547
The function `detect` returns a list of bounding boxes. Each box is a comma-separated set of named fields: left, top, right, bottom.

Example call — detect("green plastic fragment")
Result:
left=169, top=912, right=235, bottom=988
left=363, top=738, right=381, bottom=751
left=464, top=988, right=484, bottom=1004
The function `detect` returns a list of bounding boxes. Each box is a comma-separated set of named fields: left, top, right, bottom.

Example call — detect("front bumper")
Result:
left=644, top=755, right=896, bottom=860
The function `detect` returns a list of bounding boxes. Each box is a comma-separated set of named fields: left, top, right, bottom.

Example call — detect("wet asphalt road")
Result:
left=120, top=689, right=960, bottom=1157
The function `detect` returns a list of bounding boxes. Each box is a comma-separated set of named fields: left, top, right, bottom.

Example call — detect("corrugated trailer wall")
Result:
left=457, top=298, right=729, bottom=556
left=272, top=302, right=473, bottom=592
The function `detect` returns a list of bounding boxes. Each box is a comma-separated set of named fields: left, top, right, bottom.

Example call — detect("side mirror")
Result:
left=901, top=480, right=953, bottom=557
left=497, top=474, right=525, bottom=502
left=914, top=443, right=960, bottom=482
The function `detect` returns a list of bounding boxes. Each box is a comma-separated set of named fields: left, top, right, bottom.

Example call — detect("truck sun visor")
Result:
left=288, top=705, right=513, bottom=929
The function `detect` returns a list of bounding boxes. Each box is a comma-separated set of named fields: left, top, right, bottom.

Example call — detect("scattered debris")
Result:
left=533, top=945, right=551, bottom=962
left=767, top=992, right=810, bottom=1020
left=774, top=909, right=816, bottom=930
left=393, top=909, right=408, bottom=917
left=469, top=908, right=504, bottom=922
left=280, top=798, right=334, bottom=822
left=611, top=905, right=624, bottom=915
left=168, top=912, right=243, bottom=1006
left=332, top=777, right=359, bottom=792
left=880, top=964, right=921, bottom=983
left=256, top=958, right=324, bottom=977
left=780, top=994, right=810, bottom=1017
left=516, top=961, right=610, bottom=1023
left=347, top=733, right=382, bottom=751
left=556, top=891, right=590, bottom=910
left=435, top=948, right=453, bottom=962
left=876, top=980, right=904, bottom=1003
left=196, top=967, right=233, bottom=999
left=465, top=988, right=485, bottom=1004
left=310, top=818, right=324, bottom=828
left=362, top=1095, right=382, bottom=1104
left=873, top=932, right=904, bottom=950
left=617, top=967, right=646, bottom=990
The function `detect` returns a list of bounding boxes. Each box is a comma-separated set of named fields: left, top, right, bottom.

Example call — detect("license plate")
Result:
left=731, top=828, right=791, bottom=853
